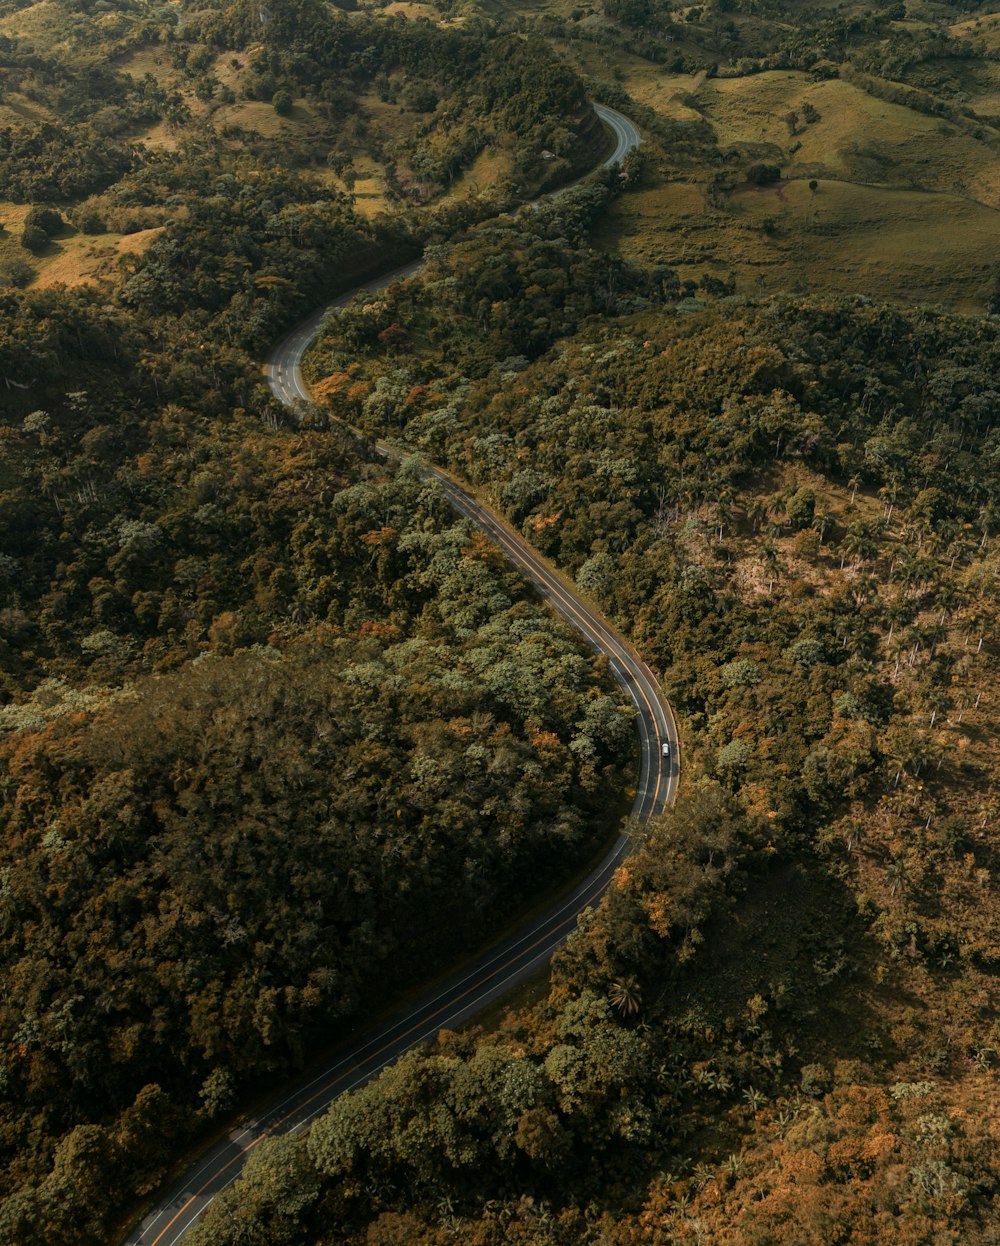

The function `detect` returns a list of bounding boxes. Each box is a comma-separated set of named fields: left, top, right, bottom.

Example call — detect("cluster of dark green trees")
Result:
left=309, top=176, right=668, bottom=383
left=0, top=281, right=636, bottom=1246
left=2, top=2, right=998, bottom=1245
left=315, top=260, right=1000, bottom=855
left=0, top=606, right=630, bottom=1245
left=0, top=10, right=639, bottom=1239
left=0, top=32, right=174, bottom=202
left=232, top=212, right=999, bottom=1242
left=185, top=782, right=756, bottom=1246
left=189, top=0, right=597, bottom=196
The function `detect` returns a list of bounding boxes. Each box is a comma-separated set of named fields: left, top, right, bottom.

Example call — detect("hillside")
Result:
left=0, top=5, right=634, bottom=1242
left=195, top=250, right=1000, bottom=1246
left=179, top=237, right=1000, bottom=1241
left=0, top=0, right=998, bottom=1243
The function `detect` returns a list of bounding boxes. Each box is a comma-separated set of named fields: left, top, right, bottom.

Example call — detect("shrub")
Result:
left=21, top=224, right=49, bottom=253
left=0, top=257, right=36, bottom=288
left=24, top=205, right=65, bottom=236
left=747, top=163, right=781, bottom=185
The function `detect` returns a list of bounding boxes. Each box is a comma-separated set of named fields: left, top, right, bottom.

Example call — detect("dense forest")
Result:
left=188, top=202, right=1000, bottom=1244
left=0, top=3, right=638, bottom=1243
left=1, top=0, right=998, bottom=1242
left=0, top=234, right=643, bottom=1240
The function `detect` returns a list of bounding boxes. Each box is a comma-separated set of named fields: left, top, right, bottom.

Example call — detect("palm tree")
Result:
left=609, top=977, right=642, bottom=1017
left=812, top=512, right=831, bottom=544
left=885, top=857, right=910, bottom=897
left=747, top=497, right=769, bottom=533
left=839, top=523, right=878, bottom=570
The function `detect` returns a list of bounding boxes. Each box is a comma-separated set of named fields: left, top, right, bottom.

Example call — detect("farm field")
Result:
left=552, top=43, right=1000, bottom=310
left=594, top=172, right=998, bottom=311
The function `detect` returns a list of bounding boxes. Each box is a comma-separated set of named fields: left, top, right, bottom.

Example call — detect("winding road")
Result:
left=124, top=101, right=674, bottom=1246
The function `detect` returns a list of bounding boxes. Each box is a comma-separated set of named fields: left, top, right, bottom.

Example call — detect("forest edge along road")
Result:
left=124, top=101, right=672, bottom=1246
left=124, top=97, right=666, bottom=1246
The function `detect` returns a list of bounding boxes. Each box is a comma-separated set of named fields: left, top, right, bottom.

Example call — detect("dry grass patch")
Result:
left=0, top=0, right=64, bottom=42
left=211, top=50, right=250, bottom=91
left=687, top=72, right=1000, bottom=208
left=445, top=147, right=516, bottom=200
left=134, top=119, right=182, bottom=151
left=0, top=91, right=55, bottom=129
left=212, top=98, right=288, bottom=137
left=114, top=45, right=178, bottom=86
left=594, top=172, right=998, bottom=311
left=949, top=7, right=1000, bottom=49
left=356, top=88, right=427, bottom=143
left=345, top=155, right=392, bottom=217
left=734, top=178, right=998, bottom=311
left=0, top=201, right=32, bottom=242
left=0, top=204, right=33, bottom=279
left=383, top=1, right=440, bottom=16
left=24, top=226, right=164, bottom=290
left=625, top=68, right=710, bottom=122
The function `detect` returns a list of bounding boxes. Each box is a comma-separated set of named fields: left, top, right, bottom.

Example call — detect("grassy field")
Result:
left=0, top=0, right=67, bottom=43
left=950, top=5, right=1000, bottom=49
left=444, top=146, right=517, bottom=200
left=594, top=172, right=998, bottom=312
left=546, top=25, right=1000, bottom=312
left=693, top=72, right=999, bottom=203
left=0, top=204, right=163, bottom=290
left=0, top=89, right=55, bottom=131
left=30, top=226, right=164, bottom=290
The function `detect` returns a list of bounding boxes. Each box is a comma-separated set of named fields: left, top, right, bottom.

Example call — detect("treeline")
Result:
left=0, top=604, right=631, bottom=1245
left=309, top=176, right=669, bottom=385
left=256, top=263, right=1000, bottom=1242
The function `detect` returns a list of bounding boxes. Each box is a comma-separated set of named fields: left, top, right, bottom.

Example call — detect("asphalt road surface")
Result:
left=124, top=101, right=668, bottom=1246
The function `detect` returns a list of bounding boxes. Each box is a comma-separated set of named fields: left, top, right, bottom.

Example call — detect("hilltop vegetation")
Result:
left=0, top=7, right=637, bottom=1242
left=0, top=0, right=604, bottom=291
left=189, top=198, right=1000, bottom=1245
left=522, top=0, right=1000, bottom=310
left=1, top=0, right=999, bottom=1243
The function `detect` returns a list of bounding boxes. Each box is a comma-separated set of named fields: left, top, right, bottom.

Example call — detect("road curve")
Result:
left=267, top=103, right=640, bottom=412
left=593, top=101, right=642, bottom=166
left=124, top=102, right=668, bottom=1246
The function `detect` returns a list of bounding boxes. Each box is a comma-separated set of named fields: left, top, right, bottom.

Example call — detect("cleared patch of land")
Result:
left=113, top=44, right=176, bottom=85
left=30, top=226, right=164, bottom=289
left=626, top=69, right=1000, bottom=209
left=595, top=173, right=997, bottom=312
left=546, top=33, right=1000, bottom=312
left=950, top=6, right=1000, bottom=50
left=0, top=203, right=163, bottom=290
left=444, top=146, right=517, bottom=200
left=0, top=91, right=55, bottom=130
left=383, top=2, right=441, bottom=17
